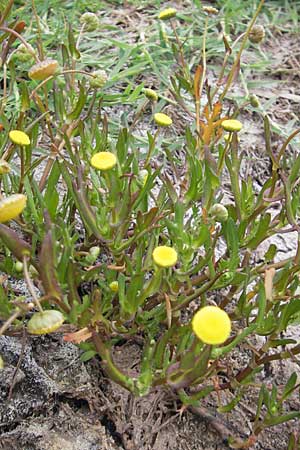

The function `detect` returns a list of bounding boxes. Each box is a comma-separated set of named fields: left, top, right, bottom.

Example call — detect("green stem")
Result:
left=23, top=255, right=43, bottom=312
left=144, top=129, right=160, bottom=167
left=92, top=331, right=135, bottom=392
left=220, top=0, right=265, bottom=101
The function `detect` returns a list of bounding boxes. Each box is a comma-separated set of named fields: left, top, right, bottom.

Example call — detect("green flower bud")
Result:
left=89, top=246, right=100, bottom=259
left=209, top=203, right=228, bottom=222
left=249, top=93, right=260, bottom=108
left=249, top=25, right=265, bottom=44
left=13, top=43, right=36, bottom=63
left=90, top=70, right=108, bottom=89
left=80, top=12, right=100, bottom=32
left=109, top=281, right=119, bottom=293
left=14, top=261, right=24, bottom=273
left=143, top=88, right=158, bottom=102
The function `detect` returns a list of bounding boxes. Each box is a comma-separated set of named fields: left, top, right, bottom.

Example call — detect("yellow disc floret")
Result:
left=9, top=130, right=30, bottom=146
left=192, top=306, right=231, bottom=345
left=152, top=245, right=178, bottom=268
left=154, top=113, right=173, bottom=127
left=90, top=152, right=117, bottom=170
left=27, top=310, right=64, bottom=335
left=221, top=119, right=243, bottom=132
left=0, top=194, right=27, bottom=223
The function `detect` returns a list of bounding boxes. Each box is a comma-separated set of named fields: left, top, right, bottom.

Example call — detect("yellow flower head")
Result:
left=27, top=310, right=64, bottom=335
left=91, top=152, right=117, bottom=170
left=192, top=305, right=231, bottom=345
left=9, top=130, right=30, bottom=146
left=109, top=281, right=119, bottom=293
left=154, top=112, right=173, bottom=127
left=158, top=8, right=177, bottom=20
left=28, top=59, right=59, bottom=81
left=152, top=245, right=178, bottom=268
left=221, top=119, right=243, bottom=132
left=0, top=194, right=27, bottom=223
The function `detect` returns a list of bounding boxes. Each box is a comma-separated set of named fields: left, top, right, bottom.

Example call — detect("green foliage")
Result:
left=0, top=0, right=300, bottom=446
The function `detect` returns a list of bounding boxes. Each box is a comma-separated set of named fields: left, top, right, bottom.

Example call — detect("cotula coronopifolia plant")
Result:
left=0, top=0, right=300, bottom=447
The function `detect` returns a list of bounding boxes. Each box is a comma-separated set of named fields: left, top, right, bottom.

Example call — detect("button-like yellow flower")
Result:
left=158, top=8, right=177, bottom=20
left=154, top=112, right=173, bottom=127
left=109, top=281, right=119, bottom=293
left=221, top=119, right=243, bottom=132
left=28, top=59, right=59, bottom=80
left=192, top=306, right=231, bottom=345
left=152, top=245, right=178, bottom=268
left=27, top=310, right=64, bottom=335
left=0, top=194, right=27, bottom=223
left=9, top=130, right=30, bottom=146
left=90, top=152, right=117, bottom=170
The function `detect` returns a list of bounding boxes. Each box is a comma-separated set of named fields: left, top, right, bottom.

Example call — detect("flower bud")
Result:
left=13, top=43, right=36, bottom=63
left=27, top=310, right=64, bottom=335
left=89, top=246, right=100, bottom=259
left=80, top=12, right=100, bottom=32
left=158, top=8, right=177, bottom=20
left=89, top=70, right=108, bottom=89
left=109, top=281, right=119, bottom=293
left=143, top=88, right=158, bottom=102
left=28, top=59, right=59, bottom=81
left=14, top=261, right=24, bottom=273
left=249, top=93, right=260, bottom=108
left=249, top=25, right=265, bottom=44
left=209, top=203, right=228, bottom=222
